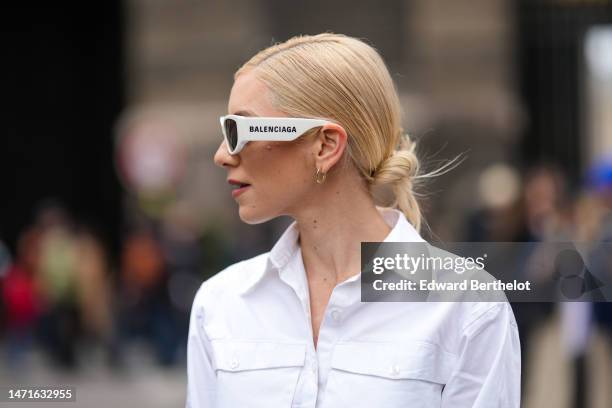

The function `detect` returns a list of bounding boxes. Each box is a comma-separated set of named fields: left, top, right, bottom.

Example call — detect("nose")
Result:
left=213, top=140, right=240, bottom=168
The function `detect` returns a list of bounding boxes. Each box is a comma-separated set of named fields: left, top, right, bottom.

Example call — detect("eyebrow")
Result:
left=232, top=109, right=256, bottom=117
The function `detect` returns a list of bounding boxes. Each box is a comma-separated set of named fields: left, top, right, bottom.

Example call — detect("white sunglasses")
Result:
left=219, top=114, right=330, bottom=154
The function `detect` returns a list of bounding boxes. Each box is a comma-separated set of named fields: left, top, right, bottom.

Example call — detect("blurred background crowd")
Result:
left=2, top=0, right=612, bottom=407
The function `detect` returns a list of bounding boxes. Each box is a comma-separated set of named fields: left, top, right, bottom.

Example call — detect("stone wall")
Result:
left=124, top=0, right=522, bottom=241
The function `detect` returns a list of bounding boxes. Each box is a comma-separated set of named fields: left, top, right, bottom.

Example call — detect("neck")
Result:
left=291, top=177, right=392, bottom=287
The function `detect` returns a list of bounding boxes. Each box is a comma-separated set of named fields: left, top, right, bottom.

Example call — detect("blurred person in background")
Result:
left=583, top=157, right=612, bottom=242
left=465, top=163, right=565, bottom=400
left=119, top=221, right=178, bottom=366
left=159, top=202, right=206, bottom=362
left=74, top=223, right=115, bottom=364
left=522, top=165, right=571, bottom=242
left=520, top=165, right=575, bottom=404
left=0, top=239, right=10, bottom=338
left=466, top=163, right=570, bottom=241
left=465, top=163, right=524, bottom=242
left=1, top=226, right=43, bottom=371
left=528, top=166, right=590, bottom=408
left=585, top=158, right=612, bottom=392
left=35, top=201, right=81, bottom=369
left=0, top=239, right=11, bottom=279
left=187, top=33, right=520, bottom=408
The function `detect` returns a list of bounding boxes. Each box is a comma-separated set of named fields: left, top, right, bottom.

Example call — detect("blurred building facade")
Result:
left=3, top=1, right=612, bottom=407
left=122, top=0, right=611, bottom=243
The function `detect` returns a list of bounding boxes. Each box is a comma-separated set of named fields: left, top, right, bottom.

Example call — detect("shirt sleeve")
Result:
left=186, top=285, right=217, bottom=408
left=441, top=302, right=521, bottom=407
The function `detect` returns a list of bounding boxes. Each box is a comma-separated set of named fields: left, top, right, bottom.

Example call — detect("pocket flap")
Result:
left=331, top=341, right=456, bottom=384
left=211, top=341, right=306, bottom=372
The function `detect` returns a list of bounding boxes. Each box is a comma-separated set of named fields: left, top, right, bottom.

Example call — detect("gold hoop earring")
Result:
left=314, top=168, right=327, bottom=184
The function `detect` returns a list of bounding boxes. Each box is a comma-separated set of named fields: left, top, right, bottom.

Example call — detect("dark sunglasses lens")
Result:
left=224, top=119, right=238, bottom=151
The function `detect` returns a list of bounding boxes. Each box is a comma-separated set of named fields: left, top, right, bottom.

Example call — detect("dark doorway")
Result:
left=2, top=3, right=125, bottom=258
left=516, top=0, right=612, bottom=187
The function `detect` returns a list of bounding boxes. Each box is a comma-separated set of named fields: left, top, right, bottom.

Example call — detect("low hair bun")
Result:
left=371, top=142, right=418, bottom=186
left=371, top=133, right=422, bottom=231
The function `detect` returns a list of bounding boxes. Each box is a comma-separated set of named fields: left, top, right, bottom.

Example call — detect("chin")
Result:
left=238, top=205, right=276, bottom=225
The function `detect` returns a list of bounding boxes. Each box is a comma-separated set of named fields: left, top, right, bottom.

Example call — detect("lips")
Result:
left=228, top=179, right=251, bottom=198
left=228, top=179, right=251, bottom=189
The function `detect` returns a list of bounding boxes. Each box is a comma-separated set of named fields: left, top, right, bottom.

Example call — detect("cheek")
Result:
left=241, top=141, right=314, bottom=200
left=252, top=148, right=312, bottom=198
left=254, top=142, right=311, bottom=175
left=263, top=159, right=311, bottom=196
left=238, top=161, right=311, bottom=224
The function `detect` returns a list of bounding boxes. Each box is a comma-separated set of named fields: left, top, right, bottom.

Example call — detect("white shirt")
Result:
left=186, top=208, right=521, bottom=408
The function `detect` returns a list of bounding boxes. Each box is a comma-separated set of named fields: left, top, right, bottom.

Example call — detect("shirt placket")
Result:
left=280, top=249, right=362, bottom=408
left=314, top=281, right=360, bottom=408
left=278, top=250, right=319, bottom=408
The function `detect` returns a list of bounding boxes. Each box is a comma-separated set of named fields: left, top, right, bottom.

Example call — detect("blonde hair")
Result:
left=236, top=33, right=423, bottom=231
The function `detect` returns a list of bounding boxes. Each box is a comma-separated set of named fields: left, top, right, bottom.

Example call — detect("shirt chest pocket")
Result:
left=211, top=341, right=306, bottom=408
left=324, top=341, right=457, bottom=408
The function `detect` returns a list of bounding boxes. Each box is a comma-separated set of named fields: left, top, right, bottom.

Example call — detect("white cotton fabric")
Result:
left=186, top=208, right=521, bottom=408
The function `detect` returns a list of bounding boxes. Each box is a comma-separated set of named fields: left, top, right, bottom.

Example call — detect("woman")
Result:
left=187, top=33, right=520, bottom=408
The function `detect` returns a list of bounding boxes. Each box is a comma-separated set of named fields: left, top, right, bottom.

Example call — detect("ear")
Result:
left=314, top=123, right=348, bottom=173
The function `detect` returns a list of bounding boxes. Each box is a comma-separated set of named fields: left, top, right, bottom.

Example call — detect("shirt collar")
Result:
left=239, top=207, right=425, bottom=296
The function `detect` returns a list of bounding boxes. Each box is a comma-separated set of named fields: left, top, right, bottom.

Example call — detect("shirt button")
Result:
left=390, top=364, right=400, bottom=376
left=230, top=358, right=240, bottom=369
left=330, top=309, right=341, bottom=322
